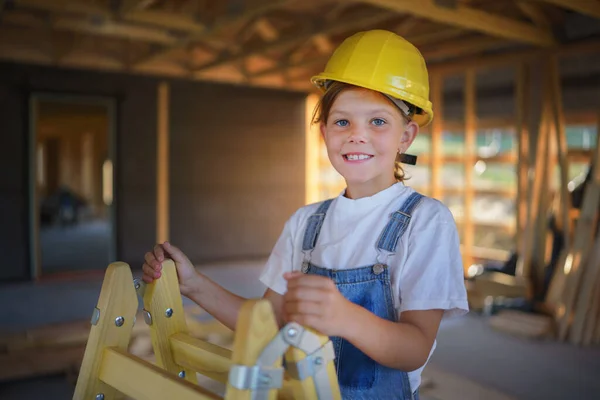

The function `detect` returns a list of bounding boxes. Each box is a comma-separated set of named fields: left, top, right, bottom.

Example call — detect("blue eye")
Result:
left=335, top=119, right=349, bottom=127
left=372, top=118, right=386, bottom=126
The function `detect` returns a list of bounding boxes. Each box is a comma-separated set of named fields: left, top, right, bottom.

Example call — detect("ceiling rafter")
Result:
left=515, top=1, right=551, bottom=29
left=191, top=10, right=397, bottom=72
left=531, top=0, right=600, bottom=20
left=134, top=0, right=298, bottom=66
left=359, top=0, right=556, bottom=46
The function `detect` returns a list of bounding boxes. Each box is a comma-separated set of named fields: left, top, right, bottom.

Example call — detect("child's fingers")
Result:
left=162, top=241, right=188, bottom=264
left=153, top=244, right=165, bottom=262
left=283, top=271, right=304, bottom=280
left=142, top=263, right=159, bottom=282
left=144, top=251, right=161, bottom=270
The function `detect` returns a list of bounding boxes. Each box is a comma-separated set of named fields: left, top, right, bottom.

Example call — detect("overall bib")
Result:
left=299, top=192, right=424, bottom=400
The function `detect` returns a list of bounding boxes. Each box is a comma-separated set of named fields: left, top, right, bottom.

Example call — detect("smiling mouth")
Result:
left=343, top=154, right=374, bottom=161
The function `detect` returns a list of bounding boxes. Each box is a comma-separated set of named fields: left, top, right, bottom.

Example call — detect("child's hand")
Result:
left=142, top=242, right=201, bottom=296
left=282, top=272, right=352, bottom=337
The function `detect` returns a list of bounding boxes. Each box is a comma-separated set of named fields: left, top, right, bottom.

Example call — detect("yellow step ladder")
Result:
left=73, top=260, right=341, bottom=400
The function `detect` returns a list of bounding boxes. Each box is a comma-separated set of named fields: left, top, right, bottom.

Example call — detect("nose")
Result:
left=347, top=126, right=367, bottom=143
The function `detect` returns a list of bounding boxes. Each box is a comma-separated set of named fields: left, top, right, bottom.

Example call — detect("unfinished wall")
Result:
left=169, top=81, right=306, bottom=263
left=0, top=61, right=306, bottom=281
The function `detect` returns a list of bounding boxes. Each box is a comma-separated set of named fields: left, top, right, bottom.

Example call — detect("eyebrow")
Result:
left=330, top=108, right=396, bottom=117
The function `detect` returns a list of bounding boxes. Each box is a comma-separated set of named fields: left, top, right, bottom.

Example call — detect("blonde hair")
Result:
left=312, top=81, right=412, bottom=182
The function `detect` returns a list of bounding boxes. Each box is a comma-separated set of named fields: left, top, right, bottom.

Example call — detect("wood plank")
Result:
left=73, top=263, right=139, bottom=399
left=489, top=310, right=553, bottom=339
left=99, top=347, right=220, bottom=400
left=362, top=0, right=555, bottom=46
left=143, top=259, right=197, bottom=384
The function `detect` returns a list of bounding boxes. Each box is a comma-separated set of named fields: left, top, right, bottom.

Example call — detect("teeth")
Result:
left=346, top=154, right=372, bottom=160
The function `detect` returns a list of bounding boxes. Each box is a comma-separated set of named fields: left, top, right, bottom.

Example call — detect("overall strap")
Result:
left=376, top=192, right=424, bottom=253
left=302, top=199, right=334, bottom=251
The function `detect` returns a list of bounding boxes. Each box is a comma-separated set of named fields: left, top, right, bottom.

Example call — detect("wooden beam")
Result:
left=516, top=1, right=551, bottom=29
left=533, top=0, right=600, bottom=19
left=134, top=0, right=296, bottom=66
left=16, top=0, right=111, bottom=19
left=120, top=0, right=157, bottom=13
left=361, top=0, right=555, bottom=47
left=122, top=10, right=205, bottom=34
left=254, top=17, right=279, bottom=41
left=428, top=37, right=600, bottom=75
left=193, top=10, right=395, bottom=72
left=52, top=18, right=178, bottom=45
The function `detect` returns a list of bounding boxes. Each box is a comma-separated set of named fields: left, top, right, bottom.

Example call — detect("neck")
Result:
left=344, top=177, right=398, bottom=199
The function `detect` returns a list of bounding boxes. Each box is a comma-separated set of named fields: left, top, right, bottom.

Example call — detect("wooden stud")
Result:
left=430, top=72, right=443, bottom=200
left=463, top=69, right=476, bottom=271
left=157, top=81, right=169, bottom=244
left=515, top=62, right=530, bottom=256
left=224, top=299, right=282, bottom=400
left=548, top=55, right=571, bottom=248
left=305, top=93, right=320, bottom=204
left=73, top=262, right=139, bottom=399
left=143, top=259, right=197, bottom=384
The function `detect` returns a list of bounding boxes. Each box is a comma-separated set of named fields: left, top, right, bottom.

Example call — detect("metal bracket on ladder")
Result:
left=228, top=321, right=336, bottom=400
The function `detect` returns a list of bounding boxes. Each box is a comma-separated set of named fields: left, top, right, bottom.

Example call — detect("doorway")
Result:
left=29, top=93, right=117, bottom=279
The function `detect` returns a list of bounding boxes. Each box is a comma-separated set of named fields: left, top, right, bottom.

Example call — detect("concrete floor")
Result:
left=40, top=219, right=112, bottom=274
left=1, top=260, right=599, bottom=400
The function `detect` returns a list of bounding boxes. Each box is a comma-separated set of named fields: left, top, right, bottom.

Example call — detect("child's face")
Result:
left=320, top=87, right=418, bottom=197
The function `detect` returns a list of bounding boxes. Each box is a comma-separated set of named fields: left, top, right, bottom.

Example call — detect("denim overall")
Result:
left=299, top=192, right=424, bottom=400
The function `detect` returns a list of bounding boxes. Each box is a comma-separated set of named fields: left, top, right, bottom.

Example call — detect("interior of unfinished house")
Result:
left=1, top=0, right=600, bottom=399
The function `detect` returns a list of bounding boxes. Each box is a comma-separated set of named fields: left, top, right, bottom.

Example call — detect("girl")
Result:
left=142, top=29, right=469, bottom=400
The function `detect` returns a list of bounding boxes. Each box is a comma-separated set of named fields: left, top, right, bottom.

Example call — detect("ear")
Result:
left=319, top=122, right=327, bottom=141
left=399, top=121, right=419, bottom=153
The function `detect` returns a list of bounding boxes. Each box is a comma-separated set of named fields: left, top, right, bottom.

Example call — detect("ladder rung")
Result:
left=99, top=347, right=220, bottom=400
left=170, top=333, right=232, bottom=383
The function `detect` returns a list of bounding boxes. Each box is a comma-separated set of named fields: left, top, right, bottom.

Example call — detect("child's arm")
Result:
left=283, top=272, right=442, bottom=372
left=343, top=305, right=443, bottom=371
left=142, top=242, right=285, bottom=331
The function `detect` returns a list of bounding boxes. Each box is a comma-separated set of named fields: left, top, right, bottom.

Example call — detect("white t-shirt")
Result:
left=259, top=182, right=469, bottom=392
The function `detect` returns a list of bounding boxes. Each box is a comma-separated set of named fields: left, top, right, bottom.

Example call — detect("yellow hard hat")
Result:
left=311, top=29, right=433, bottom=127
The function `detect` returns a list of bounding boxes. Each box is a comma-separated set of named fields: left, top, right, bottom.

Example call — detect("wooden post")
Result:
left=157, top=81, right=170, bottom=244
left=73, top=262, right=139, bottom=399
left=515, top=62, right=530, bottom=259
left=463, top=69, right=476, bottom=271
left=548, top=56, right=571, bottom=251
left=143, top=259, right=197, bottom=384
left=430, top=72, right=443, bottom=201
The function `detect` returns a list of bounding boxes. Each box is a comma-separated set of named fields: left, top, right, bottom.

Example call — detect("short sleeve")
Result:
left=259, top=217, right=295, bottom=295
left=398, top=201, right=469, bottom=318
